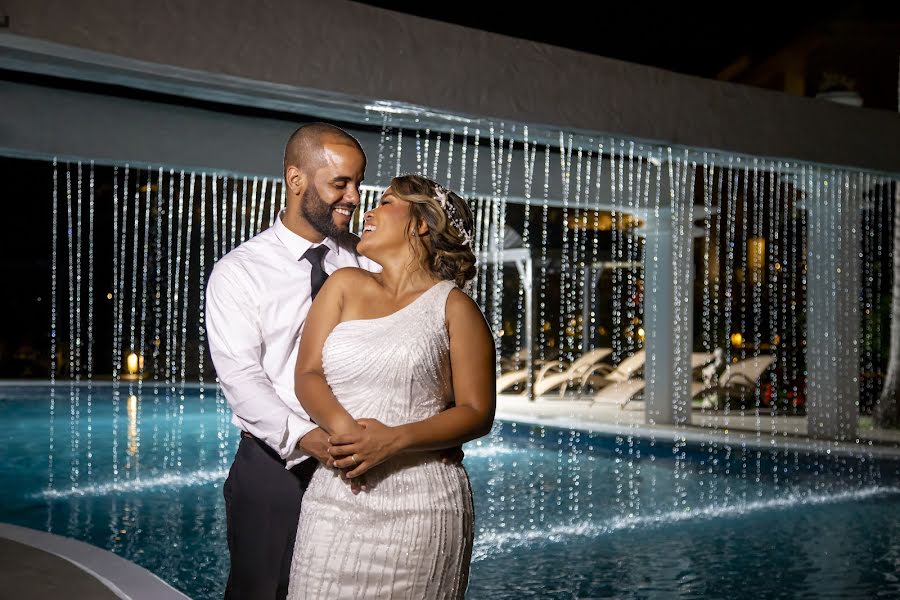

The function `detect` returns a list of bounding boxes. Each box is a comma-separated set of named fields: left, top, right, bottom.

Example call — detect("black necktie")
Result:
left=302, top=245, right=330, bottom=300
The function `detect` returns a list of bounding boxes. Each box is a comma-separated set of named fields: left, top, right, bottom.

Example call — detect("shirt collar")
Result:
left=273, top=209, right=342, bottom=260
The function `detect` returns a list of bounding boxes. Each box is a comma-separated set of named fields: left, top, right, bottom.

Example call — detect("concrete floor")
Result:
left=0, top=537, right=120, bottom=600
left=0, top=523, right=190, bottom=600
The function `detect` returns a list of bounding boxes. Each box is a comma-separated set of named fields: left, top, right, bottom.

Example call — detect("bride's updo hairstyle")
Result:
left=390, top=174, right=477, bottom=288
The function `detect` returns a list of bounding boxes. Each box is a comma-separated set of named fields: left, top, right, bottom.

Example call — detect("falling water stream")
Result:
left=5, top=119, right=900, bottom=598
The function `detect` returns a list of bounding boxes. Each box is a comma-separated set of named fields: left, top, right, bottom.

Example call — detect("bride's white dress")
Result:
left=287, top=280, right=474, bottom=600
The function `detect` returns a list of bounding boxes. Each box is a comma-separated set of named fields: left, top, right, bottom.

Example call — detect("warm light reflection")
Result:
left=127, top=394, right=139, bottom=456
left=748, top=237, right=765, bottom=283
left=567, top=211, right=644, bottom=231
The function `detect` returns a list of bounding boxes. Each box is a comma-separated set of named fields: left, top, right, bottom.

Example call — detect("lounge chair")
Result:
left=592, top=352, right=718, bottom=407
left=692, top=354, right=776, bottom=408
left=498, top=347, right=611, bottom=396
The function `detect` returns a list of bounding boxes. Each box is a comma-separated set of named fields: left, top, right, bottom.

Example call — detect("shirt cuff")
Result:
left=282, top=413, right=317, bottom=470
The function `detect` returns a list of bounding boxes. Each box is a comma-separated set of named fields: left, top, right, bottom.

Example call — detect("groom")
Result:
left=207, top=122, right=378, bottom=599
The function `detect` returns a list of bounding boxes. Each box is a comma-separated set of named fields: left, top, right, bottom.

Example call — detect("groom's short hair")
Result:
left=283, top=123, right=364, bottom=180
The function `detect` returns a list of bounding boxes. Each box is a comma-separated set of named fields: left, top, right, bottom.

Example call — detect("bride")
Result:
left=287, top=174, right=496, bottom=599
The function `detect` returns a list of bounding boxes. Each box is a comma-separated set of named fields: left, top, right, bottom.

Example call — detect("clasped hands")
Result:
left=299, top=419, right=463, bottom=495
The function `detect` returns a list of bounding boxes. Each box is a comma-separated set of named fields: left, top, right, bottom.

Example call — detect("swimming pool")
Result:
left=2, top=383, right=899, bottom=599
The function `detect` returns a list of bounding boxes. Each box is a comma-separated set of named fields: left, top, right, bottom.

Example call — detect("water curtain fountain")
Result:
left=37, top=114, right=900, bottom=597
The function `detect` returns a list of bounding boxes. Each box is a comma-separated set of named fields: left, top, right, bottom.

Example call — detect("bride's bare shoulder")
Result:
left=324, top=267, right=378, bottom=294
left=331, top=266, right=375, bottom=282
left=445, top=287, right=487, bottom=325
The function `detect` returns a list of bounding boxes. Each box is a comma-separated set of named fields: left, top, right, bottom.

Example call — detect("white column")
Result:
left=642, top=208, right=694, bottom=426
left=805, top=173, right=860, bottom=440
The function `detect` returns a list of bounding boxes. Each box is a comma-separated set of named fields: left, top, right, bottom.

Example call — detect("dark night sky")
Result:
left=354, top=1, right=897, bottom=80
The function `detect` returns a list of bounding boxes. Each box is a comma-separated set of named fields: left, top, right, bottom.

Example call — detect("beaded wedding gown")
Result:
left=287, top=280, right=474, bottom=600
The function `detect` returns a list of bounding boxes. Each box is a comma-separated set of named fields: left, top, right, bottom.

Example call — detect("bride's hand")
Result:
left=328, top=418, right=403, bottom=479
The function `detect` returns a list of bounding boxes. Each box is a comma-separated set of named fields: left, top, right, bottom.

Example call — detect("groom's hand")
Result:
left=296, top=428, right=331, bottom=464
left=328, top=418, right=401, bottom=479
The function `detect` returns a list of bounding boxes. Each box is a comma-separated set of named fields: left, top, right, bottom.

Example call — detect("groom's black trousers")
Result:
left=223, top=433, right=318, bottom=600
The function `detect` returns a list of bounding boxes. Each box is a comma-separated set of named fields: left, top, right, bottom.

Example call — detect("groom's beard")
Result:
left=300, top=186, right=358, bottom=250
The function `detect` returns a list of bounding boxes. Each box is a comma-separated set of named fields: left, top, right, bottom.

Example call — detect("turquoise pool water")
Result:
left=2, top=384, right=899, bottom=599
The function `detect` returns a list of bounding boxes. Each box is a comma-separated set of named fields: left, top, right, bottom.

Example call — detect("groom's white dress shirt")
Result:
left=206, top=210, right=378, bottom=468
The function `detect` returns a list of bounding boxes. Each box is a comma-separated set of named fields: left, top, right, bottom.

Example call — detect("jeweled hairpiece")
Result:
left=433, top=184, right=472, bottom=246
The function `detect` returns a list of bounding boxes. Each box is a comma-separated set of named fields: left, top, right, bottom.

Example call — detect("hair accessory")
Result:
left=433, top=184, right=472, bottom=246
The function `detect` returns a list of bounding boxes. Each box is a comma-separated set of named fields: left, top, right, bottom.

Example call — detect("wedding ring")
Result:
left=352, top=454, right=359, bottom=465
